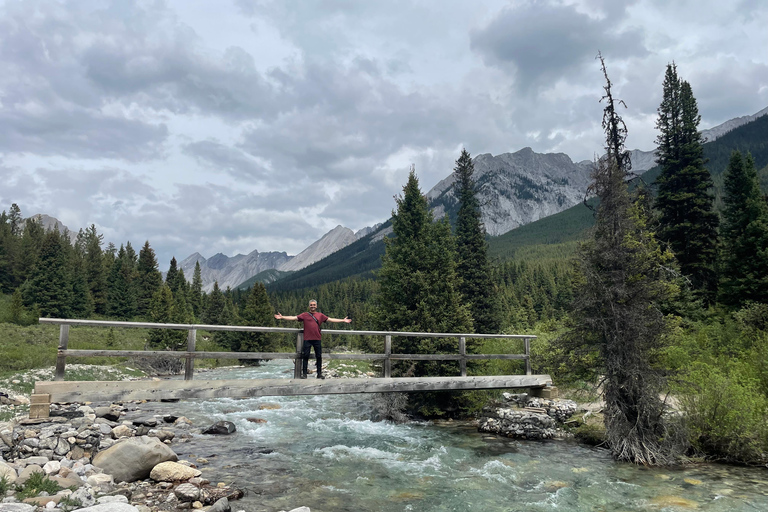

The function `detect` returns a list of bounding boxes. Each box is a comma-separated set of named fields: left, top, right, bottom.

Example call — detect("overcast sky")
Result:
left=1, top=0, right=766, bottom=269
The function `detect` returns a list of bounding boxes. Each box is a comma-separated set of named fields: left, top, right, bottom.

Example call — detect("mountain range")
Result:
left=27, top=106, right=768, bottom=293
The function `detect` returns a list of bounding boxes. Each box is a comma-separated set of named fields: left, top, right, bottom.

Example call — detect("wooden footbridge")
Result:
left=30, top=318, right=553, bottom=418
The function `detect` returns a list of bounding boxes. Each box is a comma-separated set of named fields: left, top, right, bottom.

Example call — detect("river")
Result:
left=134, top=361, right=768, bottom=511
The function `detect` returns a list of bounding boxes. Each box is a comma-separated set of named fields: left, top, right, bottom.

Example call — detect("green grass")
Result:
left=0, top=475, right=9, bottom=497
left=14, top=472, right=67, bottom=500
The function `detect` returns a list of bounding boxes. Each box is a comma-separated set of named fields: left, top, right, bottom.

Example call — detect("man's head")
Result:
left=308, top=300, right=317, bottom=312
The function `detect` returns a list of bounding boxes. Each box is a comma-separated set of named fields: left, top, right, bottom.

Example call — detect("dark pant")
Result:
left=302, top=339, right=322, bottom=375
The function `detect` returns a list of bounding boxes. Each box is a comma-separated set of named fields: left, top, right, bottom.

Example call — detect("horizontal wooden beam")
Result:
left=38, top=318, right=535, bottom=340
left=62, top=349, right=529, bottom=361
left=35, top=375, right=553, bottom=403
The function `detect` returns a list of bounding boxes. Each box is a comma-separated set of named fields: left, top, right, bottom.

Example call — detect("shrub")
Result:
left=677, top=361, right=768, bottom=464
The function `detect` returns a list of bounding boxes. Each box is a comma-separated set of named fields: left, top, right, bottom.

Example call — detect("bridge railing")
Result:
left=38, top=318, right=536, bottom=381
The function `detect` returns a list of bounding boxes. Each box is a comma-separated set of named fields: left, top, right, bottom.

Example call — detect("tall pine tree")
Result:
left=376, top=166, right=472, bottom=416
left=26, top=229, right=73, bottom=318
left=453, top=149, right=500, bottom=334
left=653, top=63, right=719, bottom=303
left=719, top=151, right=768, bottom=307
left=136, top=241, right=163, bottom=318
left=559, top=55, right=684, bottom=465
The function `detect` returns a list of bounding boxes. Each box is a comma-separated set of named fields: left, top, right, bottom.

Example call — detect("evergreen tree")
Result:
left=189, top=261, right=204, bottom=319
left=17, top=218, right=45, bottom=290
left=654, top=63, right=719, bottom=303
left=719, top=151, right=768, bottom=307
left=202, top=282, right=226, bottom=325
left=147, top=284, right=187, bottom=350
left=0, top=210, right=13, bottom=293
left=376, top=167, right=472, bottom=416
left=136, top=241, right=163, bottom=318
left=106, top=244, right=137, bottom=319
left=26, top=229, right=73, bottom=318
left=453, top=149, right=501, bottom=333
left=239, top=283, right=277, bottom=360
left=82, top=225, right=107, bottom=314
left=559, top=55, right=684, bottom=465
left=378, top=167, right=472, bottom=338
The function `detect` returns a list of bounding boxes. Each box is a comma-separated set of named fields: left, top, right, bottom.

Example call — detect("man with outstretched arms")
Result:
left=274, top=299, right=351, bottom=379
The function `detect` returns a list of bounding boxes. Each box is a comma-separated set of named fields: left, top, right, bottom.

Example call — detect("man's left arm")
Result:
left=327, top=316, right=352, bottom=324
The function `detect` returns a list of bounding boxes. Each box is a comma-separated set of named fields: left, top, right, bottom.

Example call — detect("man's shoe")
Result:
left=300, top=373, right=307, bottom=379
left=317, top=373, right=326, bottom=379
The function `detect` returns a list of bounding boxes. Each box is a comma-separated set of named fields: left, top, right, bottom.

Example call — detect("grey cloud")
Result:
left=183, top=140, right=272, bottom=181
left=0, top=109, right=168, bottom=161
left=469, top=2, right=647, bottom=91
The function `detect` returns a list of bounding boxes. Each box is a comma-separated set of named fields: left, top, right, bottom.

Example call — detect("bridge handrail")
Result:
left=38, top=318, right=536, bottom=381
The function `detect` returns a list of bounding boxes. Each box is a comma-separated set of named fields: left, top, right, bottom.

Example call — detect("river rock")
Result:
left=0, top=460, right=17, bottom=484
left=174, top=482, right=202, bottom=502
left=111, top=425, right=134, bottom=439
left=150, top=461, right=202, bottom=482
left=92, top=436, right=178, bottom=483
left=209, top=497, right=231, bottom=512
left=70, top=504, right=141, bottom=512
left=0, top=504, right=36, bottom=511
left=202, top=421, right=236, bottom=435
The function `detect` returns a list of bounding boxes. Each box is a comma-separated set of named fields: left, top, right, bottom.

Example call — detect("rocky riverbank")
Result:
left=477, top=392, right=579, bottom=439
left=0, top=400, right=312, bottom=512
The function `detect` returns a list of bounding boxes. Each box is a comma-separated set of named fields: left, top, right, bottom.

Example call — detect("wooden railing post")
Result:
left=294, top=332, right=304, bottom=378
left=184, top=329, right=197, bottom=381
left=54, top=324, right=69, bottom=381
left=525, top=337, right=531, bottom=376
left=459, top=336, right=467, bottom=377
left=384, top=335, right=391, bottom=378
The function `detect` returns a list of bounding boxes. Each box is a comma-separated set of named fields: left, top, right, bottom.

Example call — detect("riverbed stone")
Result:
left=0, top=461, right=17, bottom=484
left=71, top=504, right=141, bottom=512
left=111, top=425, right=134, bottom=439
left=174, top=483, right=202, bottom=502
left=92, top=436, right=178, bottom=483
left=202, top=421, right=236, bottom=435
left=0, top=504, right=36, bottom=511
left=150, top=461, right=201, bottom=482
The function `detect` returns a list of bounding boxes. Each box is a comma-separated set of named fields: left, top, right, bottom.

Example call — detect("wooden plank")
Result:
left=54, top=325, right=69, bottom=381
left=459, top=337, right=466, bottom=377
left=35, top=375, right=553, bottom=403
left=184, top=329, right=196, bottom=381
left=61, top=350, right=297, bottom=360
left=61, top=349, right=529, bottom=362
left=38, top=318, right=536, bottom=340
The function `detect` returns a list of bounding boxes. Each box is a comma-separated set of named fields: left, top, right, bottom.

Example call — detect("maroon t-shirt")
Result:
left=297, top=312, right=328, bottom=340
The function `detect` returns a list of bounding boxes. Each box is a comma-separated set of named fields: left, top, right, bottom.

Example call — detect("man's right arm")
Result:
left=275, top=313, right=298, bottom=321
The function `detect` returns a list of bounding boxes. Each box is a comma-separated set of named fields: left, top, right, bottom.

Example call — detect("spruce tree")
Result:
left=189, top=261, right=204, bottom=319
left=376, top=167, right=472, bottom=416
left=136, top=241, right=163, bottom=318
left=654, top=63, right=719, bottom=303
left=239, top=282, right=277, bottom=360
left=81, top=225, right=107, bottom=314
left=719, top=151, right=768, bottom=307
left=26, top=229, right=73, bottom=318
left=453, top=149, right=500, bottom=333
left=559, top=55, right=684, bottom=465
left=147, top=284, right=187, bottom=350
left=106, top=244, right=138, bottom=319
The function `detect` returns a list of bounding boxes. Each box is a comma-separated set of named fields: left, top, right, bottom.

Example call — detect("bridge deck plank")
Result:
left=35, top=375, right=553, bottom=403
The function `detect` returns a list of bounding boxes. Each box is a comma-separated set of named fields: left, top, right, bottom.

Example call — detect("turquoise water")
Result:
left=142, top=362, right=768, bottom=511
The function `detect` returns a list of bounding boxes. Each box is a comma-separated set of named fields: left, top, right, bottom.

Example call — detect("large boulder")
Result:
left=92, top=436, right=177, bottom=483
